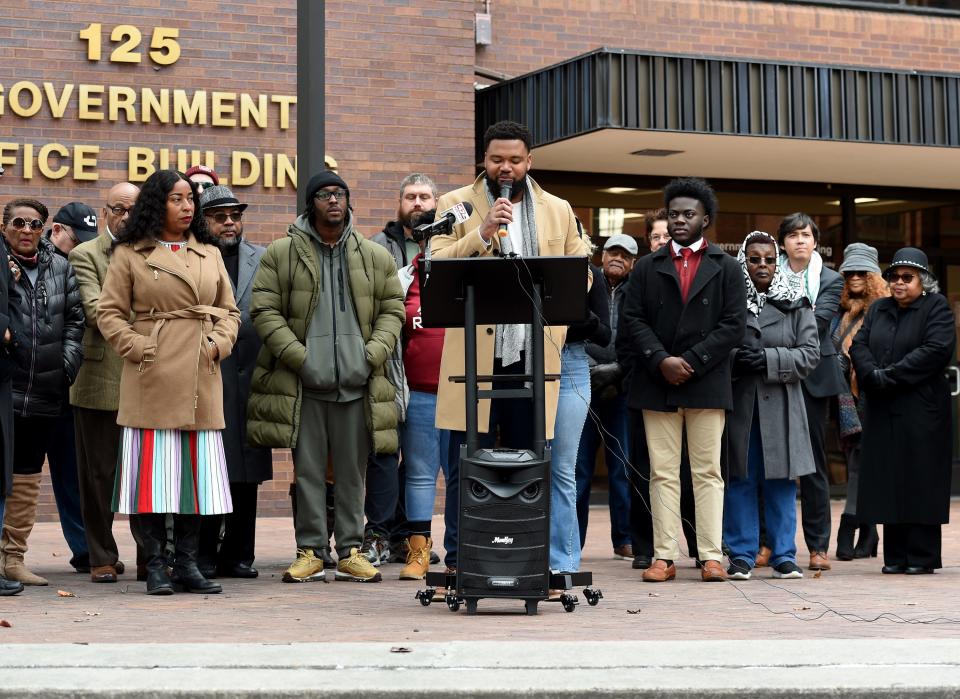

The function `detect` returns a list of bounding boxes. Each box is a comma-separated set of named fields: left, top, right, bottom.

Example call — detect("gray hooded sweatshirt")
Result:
left=295, top=213, right=369, bottom=402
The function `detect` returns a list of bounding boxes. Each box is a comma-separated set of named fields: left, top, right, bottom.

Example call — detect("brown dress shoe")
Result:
left=613, top=544, right=633, bottom=560
left=642, top=559, right=676, bottom=582
left=700, top=559, right=728, bottom=582
left=755, top=546, right=772, bottom=568
left=90, top=565, right=118, bottom=583
left=808, top=551, right=832, bottom=571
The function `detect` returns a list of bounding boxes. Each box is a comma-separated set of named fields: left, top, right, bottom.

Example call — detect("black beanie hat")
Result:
left=306, top=170, right=349, bottom=202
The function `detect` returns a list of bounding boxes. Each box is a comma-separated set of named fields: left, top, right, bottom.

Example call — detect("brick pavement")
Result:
left=1, top=501, right=958, bottom=643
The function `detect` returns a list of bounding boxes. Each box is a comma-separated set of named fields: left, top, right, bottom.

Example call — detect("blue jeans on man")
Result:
left=575, top=392, right=631, bottom=551
left=402, top=390, right=456, bottom=568
left=723, top=409, right=798, bottom=569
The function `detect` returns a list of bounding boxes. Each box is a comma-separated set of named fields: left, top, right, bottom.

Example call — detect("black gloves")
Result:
left=734, top=346, right=766, bottom=375
left=590, top=362, right=623, bottom=397
left=867, top=367, right=895, bottom=390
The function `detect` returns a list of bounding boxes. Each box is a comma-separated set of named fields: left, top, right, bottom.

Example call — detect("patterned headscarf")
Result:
left=738, top=231, right=800, bottom=316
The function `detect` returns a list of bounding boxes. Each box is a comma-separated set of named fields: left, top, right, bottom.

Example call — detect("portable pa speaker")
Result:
left=457, top=447, right=551, bottom=599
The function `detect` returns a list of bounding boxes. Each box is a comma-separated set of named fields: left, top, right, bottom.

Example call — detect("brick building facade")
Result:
left=1, top=0, right=957, bottom=520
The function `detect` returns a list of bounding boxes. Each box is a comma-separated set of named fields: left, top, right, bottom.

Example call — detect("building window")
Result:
left=778, top=0, right=960, bottom=14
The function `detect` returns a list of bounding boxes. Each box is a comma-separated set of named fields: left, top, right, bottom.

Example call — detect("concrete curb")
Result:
left=1, top=640, right=959, bottom=697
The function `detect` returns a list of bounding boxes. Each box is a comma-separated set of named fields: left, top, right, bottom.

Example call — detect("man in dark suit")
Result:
left=70, top=184, right=140, bottom=583
left=777, top=213, right=843, bottom=572
left=197, top=185, right=272, bottom=579
left=618, top=177, right=746, bottom=583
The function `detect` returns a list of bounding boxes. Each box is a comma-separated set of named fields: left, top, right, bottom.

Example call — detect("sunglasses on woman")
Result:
left=7, top=217, right=44, bottom=231
left=887, top=272, right=916, bottom=284
left=843, top=270, right=866, bottom=279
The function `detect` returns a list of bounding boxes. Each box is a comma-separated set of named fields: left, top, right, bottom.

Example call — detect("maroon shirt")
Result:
left=672, top=240, right=707, bottom=303
left=403, top=255, right=445, bottom=393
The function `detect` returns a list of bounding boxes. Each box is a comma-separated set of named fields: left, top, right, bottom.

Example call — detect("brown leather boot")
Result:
left=1, top=474, right=48, bottom=586
left=399, top=535, right=432, bottom=580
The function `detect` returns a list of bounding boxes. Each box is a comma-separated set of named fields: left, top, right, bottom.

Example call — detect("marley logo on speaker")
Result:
left=491, top=536, right=514, bottom=545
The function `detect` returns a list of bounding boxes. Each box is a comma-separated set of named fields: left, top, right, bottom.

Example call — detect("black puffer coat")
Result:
left=9, top=239, right=84, bottom=417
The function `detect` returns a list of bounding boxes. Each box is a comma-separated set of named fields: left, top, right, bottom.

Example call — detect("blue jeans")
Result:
left=575, top=392, right=632, bottom=549
left=401, top=391, right=457, bottom=565
left=547, top=343, right=590, bottom=572
left=723, top=409, right=798, bottom=568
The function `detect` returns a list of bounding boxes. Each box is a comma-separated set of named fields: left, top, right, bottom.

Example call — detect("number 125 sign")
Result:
left=79, top=24, right=181, bottom=66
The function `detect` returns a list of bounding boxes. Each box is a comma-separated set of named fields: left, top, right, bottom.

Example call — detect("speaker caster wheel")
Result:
left=560, top=593, right=579, bottom=613
left=525, top=600, right=538, bottom=615
left=584, top=588, right=603, bottom=606
left=416, top=589, right=435, bottom=606
left=445, top=594, right=461, bottom=612
left=466, top=598, right=478, bottom=615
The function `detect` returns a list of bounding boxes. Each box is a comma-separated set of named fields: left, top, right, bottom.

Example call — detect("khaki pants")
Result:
left=642, top=408, right=725, bottom=562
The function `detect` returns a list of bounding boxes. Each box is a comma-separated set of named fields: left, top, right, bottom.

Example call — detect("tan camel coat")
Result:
left=431, top=175, right=591, bottom=439
left=98, top=235, right=240, bottom=431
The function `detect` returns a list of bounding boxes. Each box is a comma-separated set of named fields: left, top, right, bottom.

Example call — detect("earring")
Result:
left=922, top=290, right=927, bottom=296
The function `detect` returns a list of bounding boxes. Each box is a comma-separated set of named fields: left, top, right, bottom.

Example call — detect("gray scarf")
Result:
left=488, top=178, right=540, bottom=367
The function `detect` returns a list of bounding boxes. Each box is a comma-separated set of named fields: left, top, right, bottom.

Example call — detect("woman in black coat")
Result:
left=850, top=247, right=956, bottom=574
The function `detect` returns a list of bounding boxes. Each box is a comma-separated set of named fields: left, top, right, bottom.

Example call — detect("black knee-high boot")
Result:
left=835, top=513, right=857, bottom=561
left=130, top=513, right=173, bottom=595
left=171, top=515, right=222, bottom=594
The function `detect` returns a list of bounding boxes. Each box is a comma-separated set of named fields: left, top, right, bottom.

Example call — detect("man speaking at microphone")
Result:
left=431, top=120, right=591, bottom=574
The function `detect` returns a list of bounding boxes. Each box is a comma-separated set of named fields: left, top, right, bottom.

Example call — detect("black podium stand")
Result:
left=414, top=255, right=603, bottom=615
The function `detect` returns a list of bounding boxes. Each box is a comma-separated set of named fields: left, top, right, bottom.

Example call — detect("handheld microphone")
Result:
left=411, top=201, right=474, bottom=242
left=498, top=181, right=512, bottom=237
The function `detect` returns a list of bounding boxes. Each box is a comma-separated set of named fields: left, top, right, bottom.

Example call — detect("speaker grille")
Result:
left=459, top=503, right=548, bottom=596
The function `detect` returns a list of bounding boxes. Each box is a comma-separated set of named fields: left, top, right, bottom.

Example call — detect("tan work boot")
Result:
left=1, top=473, right=48, bottom=586
left=399, top=535, right=432, bottom=580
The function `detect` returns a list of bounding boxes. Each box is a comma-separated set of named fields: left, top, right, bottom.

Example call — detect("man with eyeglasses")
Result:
left=195, top=184, right=272, bottom=580
left=101, top=183, right=140, bottom=240
left=31, top=202, right=102, bottom=578
left=69, top=183, right=140, bottom=583
left=249, top=170, right=405, bottom=584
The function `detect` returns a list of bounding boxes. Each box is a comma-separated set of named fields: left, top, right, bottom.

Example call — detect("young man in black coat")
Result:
left=618, top=178, right=746, bottom=583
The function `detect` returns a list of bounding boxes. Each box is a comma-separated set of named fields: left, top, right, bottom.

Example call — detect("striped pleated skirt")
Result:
left=112, top=428, right=233, bottom=515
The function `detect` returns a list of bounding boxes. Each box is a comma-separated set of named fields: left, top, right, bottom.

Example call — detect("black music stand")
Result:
left=414, top=255, right=603, bottom=615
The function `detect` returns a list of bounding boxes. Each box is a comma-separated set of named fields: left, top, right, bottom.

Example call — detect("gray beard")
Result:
left=217, top=236, right=241, bottom=250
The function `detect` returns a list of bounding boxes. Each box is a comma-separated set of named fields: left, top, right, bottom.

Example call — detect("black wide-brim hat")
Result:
left=883, top=247, right=933, bottom=280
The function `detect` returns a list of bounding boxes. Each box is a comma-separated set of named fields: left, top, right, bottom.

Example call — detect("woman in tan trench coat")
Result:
left=98, top=169, right=240, bottom=595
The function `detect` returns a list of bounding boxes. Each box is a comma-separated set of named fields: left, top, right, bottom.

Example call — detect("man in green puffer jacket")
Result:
left=248, top=170, right=404, bottom=584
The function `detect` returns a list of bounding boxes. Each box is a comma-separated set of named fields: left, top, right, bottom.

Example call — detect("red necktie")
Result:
left=679, top=247, right=693, bottom=302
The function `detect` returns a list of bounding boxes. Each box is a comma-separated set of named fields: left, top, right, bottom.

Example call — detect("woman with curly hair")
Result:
left=831, top=244, right=888, bottom=561
left=98, top=169, right=240, bottom=595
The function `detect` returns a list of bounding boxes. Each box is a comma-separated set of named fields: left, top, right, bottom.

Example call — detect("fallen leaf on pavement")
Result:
left=793, top=607, right=812, bottom=611
left=647, top=592, right=660, bottom=597
left=813, top=570, right=822, bottom=579
left=57, top=590, right=76, bottom=597
left=390, top=647, right=412, bottom=653
left=627, top=609, right=642, bottom=614
left=83, top=611, right=101, bottom=616
left=0, top=619, right=11, bottom=628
